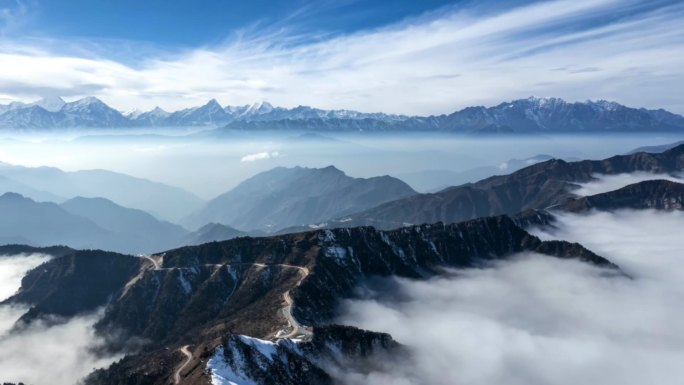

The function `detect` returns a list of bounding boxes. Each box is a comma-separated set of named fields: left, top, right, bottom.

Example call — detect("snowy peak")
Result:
left=31, top=96, right=66, bottom=112
left=0, top=95, right=682, bottom=132
left=203, top=98, right=223, bottom=110
left=65, top=96, right=106, bottom=108
left=245, top=101, right=274, bottom=114
left=123, top=108, right=142, bottom=119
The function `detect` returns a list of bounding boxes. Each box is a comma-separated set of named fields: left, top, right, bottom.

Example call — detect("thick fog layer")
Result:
left=0, top=312, right=120, bottom=385
left=575, top=172, right=684, bottom=196
left=338, top=210, right=684, bottom=385
left=0, top=254, right=120, bottom=385
left=0, top=253, right=50, bottom=301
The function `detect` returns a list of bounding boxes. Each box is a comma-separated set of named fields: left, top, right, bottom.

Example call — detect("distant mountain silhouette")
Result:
left=318, top=144, right=684, bottom=230
left=0, top=161, right=204, bottom=222
left=1, top=96, right=683, bottom=133
left=183, top=165, right=416, bottom=232
left=180, top=222, right=249, bottom=245
left=0, top=193, right=189, bottom=254
left=61, top=197, right=189, bottom=252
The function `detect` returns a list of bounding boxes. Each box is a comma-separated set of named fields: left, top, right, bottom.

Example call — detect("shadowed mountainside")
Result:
left=183, top=166, right=417, bottom=232
left=318, top=144, right=684, bottom=231
left=4, top=214, right=617, bottom=384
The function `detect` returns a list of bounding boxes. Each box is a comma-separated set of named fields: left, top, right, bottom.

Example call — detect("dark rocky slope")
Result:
left=558, top=179, right=684, bottom=212
left=0, top=244, right=73, bottom=257
left=2, top=250, right=143, bottom=325
left=515, top=179, right=684, bottom=229
left=183, top=165, right=416, bottom=232
left=86, top=325, right=401, bottom=385
left=4, top=215, right=618, bottom=385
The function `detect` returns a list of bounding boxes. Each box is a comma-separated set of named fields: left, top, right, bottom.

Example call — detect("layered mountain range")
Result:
left=2, top=145, right=684, bottom=385
left=0, top=193, right=188, bottom=254
left=0, top=160, right=203, bottom=222
left=2, top=145, right=683, bottom=255
left=1, top=96, right=683, bottom=133
left=514, top=179, right=684, bottom=228
left=311, top=143, right=684, bottom=231
left=0, top=165, right=418, bottom=252
left=183, top=166, right=417, bottom=232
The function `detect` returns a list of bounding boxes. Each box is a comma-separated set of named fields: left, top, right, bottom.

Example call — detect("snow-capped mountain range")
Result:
left=0, top=96, right=682, bottom=132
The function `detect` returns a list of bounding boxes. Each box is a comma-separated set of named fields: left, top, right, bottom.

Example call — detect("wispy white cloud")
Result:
left=0, top=0, right=682, bottom=114
left=240, top=151, right=280, bottom=162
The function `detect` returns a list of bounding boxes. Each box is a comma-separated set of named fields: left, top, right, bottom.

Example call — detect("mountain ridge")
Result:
left=0, top=161, right=204, bottom=222
left=300, top=144, right=684, bottom=231
left=1, top=96, right=683, bottom=132
left=3, top=214, right=618, bottom=384
left=183, top=165, right=417, bottom=232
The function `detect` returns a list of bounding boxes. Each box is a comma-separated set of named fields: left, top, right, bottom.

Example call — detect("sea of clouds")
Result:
left=0, top=254, right=120, bottom=385
left=338, top=209, right=684, bottom=385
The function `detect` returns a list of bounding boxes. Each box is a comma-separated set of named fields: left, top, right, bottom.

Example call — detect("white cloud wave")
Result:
left=0, top=310, right=121, bottom=385
left=338, top=210, right=684, bottom=385
left=0, top=254, right=120, bottom=385
left=0, top=253, right=50, bottom=301
left=574, top=172, right=684, bottom=196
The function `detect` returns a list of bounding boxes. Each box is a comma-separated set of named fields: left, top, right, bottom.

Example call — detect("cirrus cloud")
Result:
left=240, top=151, right=280, bottom=162
left=0, top=0, right=682, bottom=114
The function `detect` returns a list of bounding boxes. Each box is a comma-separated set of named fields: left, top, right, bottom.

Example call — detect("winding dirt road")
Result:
left=141, top=254, right=161, bottom=270
left=129, top=259, right=312, bottom=351
left=174, top=345, right=193, bottom=384
left=272, top=264, right=312, bottom=340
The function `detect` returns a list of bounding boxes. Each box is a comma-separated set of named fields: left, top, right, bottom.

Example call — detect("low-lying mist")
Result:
left=0, top=312, right=120, bottom=385
left=337, top=210, right=684, bottom=385
left=0, top=253, right=50, bottom=300
left=575, top=172, right=684, bottom=196
left=0, top=255, right=120, bottom=385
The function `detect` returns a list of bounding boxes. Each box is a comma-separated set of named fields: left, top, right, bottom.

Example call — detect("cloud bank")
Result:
left=0, top=253, right=50, bottom=301
left=0, top=254, right=120, bottom=385
left=338, top=209, right=684, bottom=385
left=0, top=0, right=683, bottom=114
left=574, top=172, right=684, bottom=196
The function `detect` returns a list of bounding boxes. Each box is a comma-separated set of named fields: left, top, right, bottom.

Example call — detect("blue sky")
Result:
left=12, top=0, right=463, bottom=46
left=0, top=0, right=682, bottom=114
